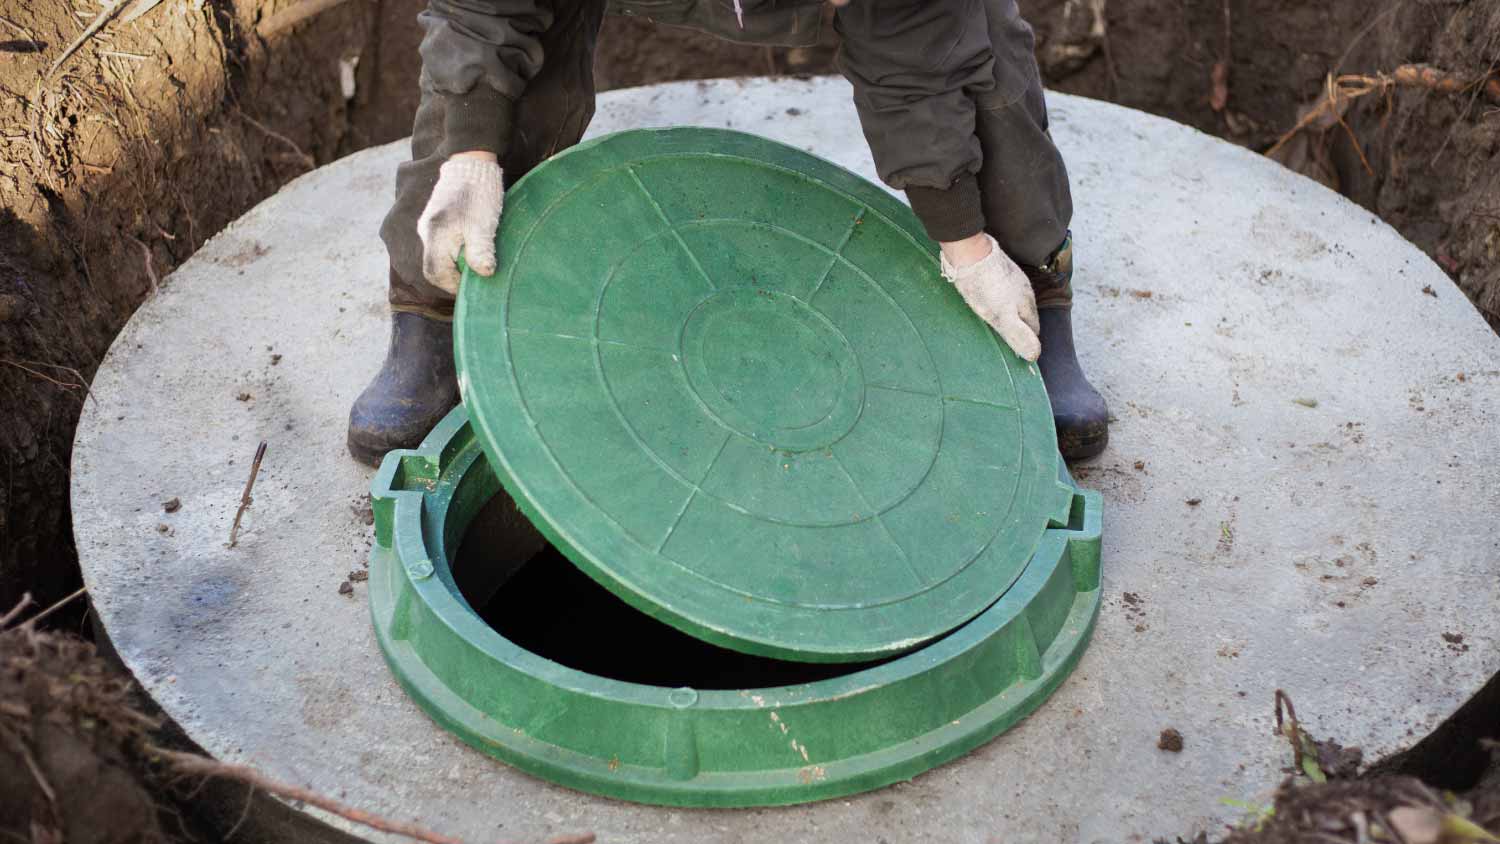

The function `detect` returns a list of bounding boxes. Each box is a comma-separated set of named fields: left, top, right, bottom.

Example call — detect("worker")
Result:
left=348, top=0, right=1110, bottom=466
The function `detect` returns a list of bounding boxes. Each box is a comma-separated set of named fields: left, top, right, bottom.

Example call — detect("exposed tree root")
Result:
left=1267, top=65, right=1500, bottom=161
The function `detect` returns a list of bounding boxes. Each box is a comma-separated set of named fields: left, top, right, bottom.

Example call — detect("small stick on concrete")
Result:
left=152, top=747, right=596, bottom=844
left=1274, top=688, right=1311, bottom=777
left=21, top=585, right=88, bottom=629
left=228, top=441, right=267, bottom=548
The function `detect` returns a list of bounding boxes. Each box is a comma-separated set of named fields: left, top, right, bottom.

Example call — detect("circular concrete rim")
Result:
left=454, top=127, right=1074, bottom=665
left=369, top=405, right=1103, bottom=807
left=66, top=76, right=1500, bottom=841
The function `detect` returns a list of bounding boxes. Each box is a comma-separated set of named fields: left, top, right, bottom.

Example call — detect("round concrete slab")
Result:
left=73, top=77, right=1500, bottom=842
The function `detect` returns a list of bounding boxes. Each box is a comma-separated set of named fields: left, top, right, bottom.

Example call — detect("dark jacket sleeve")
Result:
left=416, top=0, right=554, bottom=158
left=834, top=0, right=995, bottom=242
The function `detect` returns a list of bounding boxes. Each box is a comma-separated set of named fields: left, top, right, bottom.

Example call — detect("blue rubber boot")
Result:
left=1024, top=235, right=1109, bottom=461
left=347, top=310, right=460, bottom=467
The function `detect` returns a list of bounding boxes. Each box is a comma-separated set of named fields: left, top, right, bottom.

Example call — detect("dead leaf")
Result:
left=1313, top=736, right=1363, bottom=779
left=1387, top=806, right=1442, bottom=844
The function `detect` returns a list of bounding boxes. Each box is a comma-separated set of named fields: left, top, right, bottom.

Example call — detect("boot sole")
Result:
left=347, top=432, right=391, bottom=468
left=1058, top=424, right=1109, bottom=462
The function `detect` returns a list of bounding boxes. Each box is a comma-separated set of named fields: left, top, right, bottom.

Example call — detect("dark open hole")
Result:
left=453, top=496, right=892, bottom=689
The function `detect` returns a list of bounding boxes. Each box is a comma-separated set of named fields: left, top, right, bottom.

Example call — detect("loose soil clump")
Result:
left=0, top=609, right=165, bottom=843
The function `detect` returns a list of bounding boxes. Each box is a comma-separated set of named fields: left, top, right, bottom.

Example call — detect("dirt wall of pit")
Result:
left=1, top=0, right=1496, bottom=623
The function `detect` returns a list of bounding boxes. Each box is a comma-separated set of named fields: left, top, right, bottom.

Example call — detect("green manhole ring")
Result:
left=369, top=407, right=1102, bottom=807
left=455, top=128, right=1077, bottom=663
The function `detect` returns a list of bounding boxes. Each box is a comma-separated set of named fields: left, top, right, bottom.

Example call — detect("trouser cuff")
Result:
left=906, top=174, right=986, bottom=243
left=390, top=302, right=455, bottom=322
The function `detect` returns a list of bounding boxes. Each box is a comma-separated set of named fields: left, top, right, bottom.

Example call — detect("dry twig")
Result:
left=48, top=0, right=126, bottom=77
left=18, top=740, right=57, bottom=806
left=0, top=358, right=96, bottom=404
left=45, top=0, right=170, bottom=75
left=255, top=0, right=358, bottom=38
left=237, top=111, right=315, bottom=169
left=0, top=594, right=34, bottom=628
left=23, top=586, right=88, bottom=629
left=1210, top=0, right=1231, bottom=112
left=152, top=747, right=595, bottom=844
left=228, top=441, right=267, bottom=548
left=0, top=15, right=37, bottom=42
left=1274, top=689, right=1304, bottom=770
left=127, top=235, right=159, bottom=295
left=120, top=0, right=168, bottom=24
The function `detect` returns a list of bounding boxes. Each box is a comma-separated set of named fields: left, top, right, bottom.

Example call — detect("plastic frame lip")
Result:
left=367, top=406, right=1103, bottom=808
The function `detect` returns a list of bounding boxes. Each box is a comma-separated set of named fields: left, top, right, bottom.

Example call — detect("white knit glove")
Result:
left=417, top=157, right=504, bottom=296
left=939, top=233, right=1041, bottom=362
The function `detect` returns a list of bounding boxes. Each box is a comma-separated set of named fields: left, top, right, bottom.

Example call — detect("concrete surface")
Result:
left=72, top=77, right=1500, bottom=843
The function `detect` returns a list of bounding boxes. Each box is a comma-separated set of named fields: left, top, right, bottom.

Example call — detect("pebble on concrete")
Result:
left=1159, top=728, right=1184, bottom=753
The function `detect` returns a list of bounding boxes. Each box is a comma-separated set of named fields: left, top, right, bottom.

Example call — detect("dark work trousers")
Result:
left=380, top=0, right=1073, bottom=319
left=975, top=0, right=1073, bottom=272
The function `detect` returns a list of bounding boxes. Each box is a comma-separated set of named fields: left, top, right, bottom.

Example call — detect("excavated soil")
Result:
left=0, top=1, right=1497, bottom=841
left=0, top=619, right=165, bottom=844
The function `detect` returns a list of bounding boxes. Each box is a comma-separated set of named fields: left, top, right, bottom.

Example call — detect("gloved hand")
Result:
left=939, top=233, right=1041, bottom=362
left=417, top=154, right=505, bottom=296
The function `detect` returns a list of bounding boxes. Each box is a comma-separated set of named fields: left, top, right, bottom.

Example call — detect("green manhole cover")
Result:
left=455, top=128, right=1078, bottom=663
left=368, top=407, right=1102, bottom=807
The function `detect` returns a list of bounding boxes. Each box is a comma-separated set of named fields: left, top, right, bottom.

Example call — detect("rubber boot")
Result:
left=1022, top=234, right=1110, bottom=461
left=347, top=309, right=460, bottom=467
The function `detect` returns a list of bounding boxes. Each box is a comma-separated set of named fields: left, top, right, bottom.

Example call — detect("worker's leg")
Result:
left=974, top=0, right=1109, bottom=461
left=349, top=0, right=608, bottom=466
left=380, top=1, right=608, bottom=318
